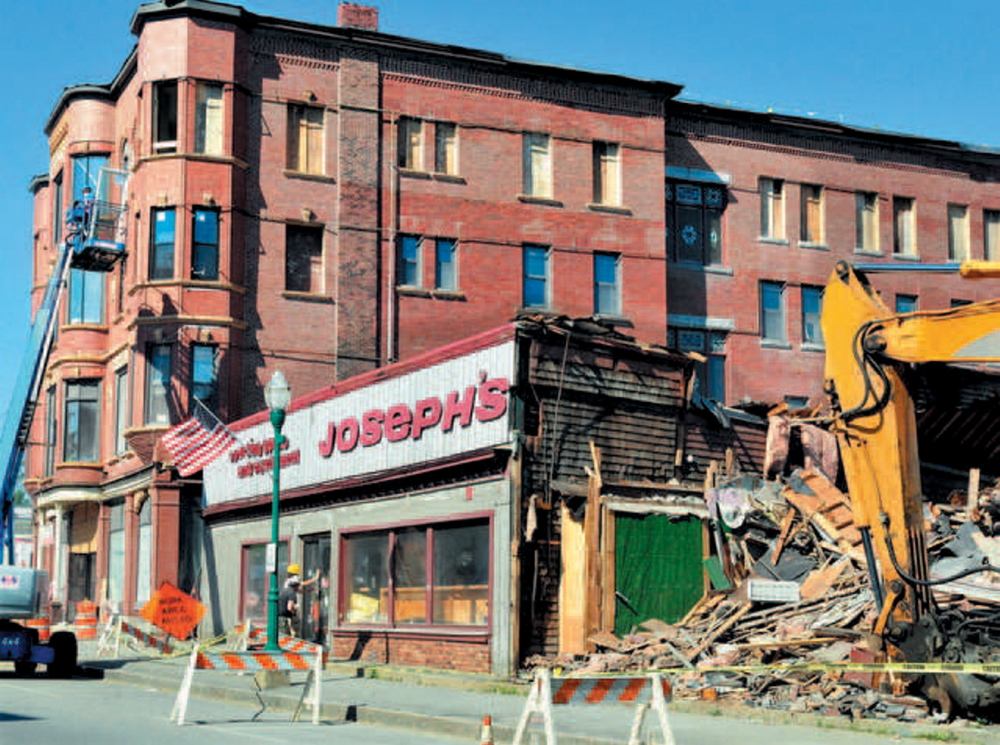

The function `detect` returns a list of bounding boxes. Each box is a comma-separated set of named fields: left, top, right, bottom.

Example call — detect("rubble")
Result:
left=525, top=465, right=1000, bottom=725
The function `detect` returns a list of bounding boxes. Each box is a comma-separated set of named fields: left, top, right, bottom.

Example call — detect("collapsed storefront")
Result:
left=197, top=318, right=765, bottom=674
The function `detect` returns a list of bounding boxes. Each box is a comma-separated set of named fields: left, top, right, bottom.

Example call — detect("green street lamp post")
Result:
left=263, top=370, right=292, bottom=652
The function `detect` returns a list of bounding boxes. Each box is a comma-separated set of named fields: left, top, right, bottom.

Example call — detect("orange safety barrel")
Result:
left=24, top=616, right=51, bottom=642
left=75, top=600, right=98, bottom=640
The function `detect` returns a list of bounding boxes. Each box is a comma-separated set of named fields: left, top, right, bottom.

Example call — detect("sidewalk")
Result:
left=78, top=641, right=997, bottom=745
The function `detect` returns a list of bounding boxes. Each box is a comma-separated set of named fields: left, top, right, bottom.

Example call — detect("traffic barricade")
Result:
left=512, top=668, right=675, bottom=745
left=170, top=647, right=324, bottom=726
left=98, top=613, right=174, bottom=657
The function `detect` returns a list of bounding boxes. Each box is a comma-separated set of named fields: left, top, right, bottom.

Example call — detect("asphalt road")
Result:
left=0, top=674, right=469, bottom=745
left=1, top=667, right=993, bottom=745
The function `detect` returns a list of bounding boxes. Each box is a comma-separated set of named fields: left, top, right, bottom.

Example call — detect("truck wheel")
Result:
left=47, top=630, right=78, bottom=678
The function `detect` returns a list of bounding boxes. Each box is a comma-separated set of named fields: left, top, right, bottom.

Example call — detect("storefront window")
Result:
left=433, top=522, right=489, bottom=625
left=341, top=518, right=489, bottom=628
left=393, top=527, right=427, bottom=624
left=241, top=541, right=288, bottom=624
left=343, top=533, right=388, bottom=624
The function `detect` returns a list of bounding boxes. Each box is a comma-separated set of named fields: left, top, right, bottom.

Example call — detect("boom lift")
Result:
left=0, top=168, right=126, bottom=676
left=822, top=259, right=1000, bottom=717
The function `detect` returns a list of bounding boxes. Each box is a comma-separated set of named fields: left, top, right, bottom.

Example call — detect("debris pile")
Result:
left=526, top=464, right=1000, bottom=724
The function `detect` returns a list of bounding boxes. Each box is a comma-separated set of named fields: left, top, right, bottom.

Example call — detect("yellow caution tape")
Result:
left=676, top=661, right=1000, bottom=676
left=558, top=661, right=1000, bottom=679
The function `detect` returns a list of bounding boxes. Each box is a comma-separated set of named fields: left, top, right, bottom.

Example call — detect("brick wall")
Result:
left=332, top=631, right=491, bottom=673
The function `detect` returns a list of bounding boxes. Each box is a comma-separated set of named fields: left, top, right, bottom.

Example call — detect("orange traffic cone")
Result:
left=479, top=715, right=494, bottom=745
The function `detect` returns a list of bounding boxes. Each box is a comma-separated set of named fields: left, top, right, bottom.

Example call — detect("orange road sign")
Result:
left=140, top=581, right=206, bottom=640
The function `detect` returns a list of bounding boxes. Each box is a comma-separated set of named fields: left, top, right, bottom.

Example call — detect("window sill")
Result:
left=798, top=242, right=829, bottom=251
left=283, top=169, right=335, bottom=183
left=671, top=261, right=734, bottom=276
left=517, top=195, right=563, bottom=208
left=853, top=247, right=883, bottom=257
left=60, top=323, right=109, bottom=333
left=281, top=291, right=334, bottom=303
left=889, top=252, right=922, bottom=262
left=760, top=340, right=792, bottom=350
left=397, top=285, right=432, bottom=298
left=398, top=168, right=432, bottom=180
left=758, top=237, right=789, bottom=246
left=801, top=343, right=825, bottom=353
left=431, top=289, right=467, bottom=301
left=333, top=625, right=490, bottom=639
left=130, top=279, right=246, bottom=295
left=432, top=172, right=466, bottom=184
left=587, top=203, right=632, bottom=215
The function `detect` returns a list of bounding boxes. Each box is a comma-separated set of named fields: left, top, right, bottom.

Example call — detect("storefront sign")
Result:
left=203, top=339, right=515, bottom=506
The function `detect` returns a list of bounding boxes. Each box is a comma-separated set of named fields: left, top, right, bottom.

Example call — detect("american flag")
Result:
left=161, top=398, right=238, bottom=477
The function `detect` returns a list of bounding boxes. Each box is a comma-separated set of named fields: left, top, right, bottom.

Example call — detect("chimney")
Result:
left=338, top=3, right=379, bottom=31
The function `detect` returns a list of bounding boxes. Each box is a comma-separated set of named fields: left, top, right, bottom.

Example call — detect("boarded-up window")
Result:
left=800, top=184, right=823, bottom=244
left=523, top=133, right=552, bottom=198
left=398, top=117, right=423, bottom=170
left=287, top=104, right=324, bottom=174
left=195, top=82, right=224, bottom=155
left=434, top=122, right=457, bottom=174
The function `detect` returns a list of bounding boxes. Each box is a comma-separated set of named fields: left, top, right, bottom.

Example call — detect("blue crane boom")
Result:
left=0, top=169, right=126, bottom=563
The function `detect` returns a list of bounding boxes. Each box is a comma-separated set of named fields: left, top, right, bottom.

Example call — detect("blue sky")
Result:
left=2, top=0, right=1000, bottom=419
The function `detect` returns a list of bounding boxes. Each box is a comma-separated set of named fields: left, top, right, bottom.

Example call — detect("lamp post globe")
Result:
left=264, top=370, right=291, bottom=651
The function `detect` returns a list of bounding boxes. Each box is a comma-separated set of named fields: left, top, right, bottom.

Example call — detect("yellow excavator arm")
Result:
left=823, top=260, right=1000, bottom=607
left=821, top=259, right=1000, bottom=716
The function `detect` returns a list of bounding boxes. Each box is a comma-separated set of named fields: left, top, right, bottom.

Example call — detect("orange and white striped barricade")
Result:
left=512, top=668, right=675, bottom=745
left=170, top=647, right=324, bottom=726
left=99, top=615, right=175, bottom=657
left=242, top=622, right=330, bottom=665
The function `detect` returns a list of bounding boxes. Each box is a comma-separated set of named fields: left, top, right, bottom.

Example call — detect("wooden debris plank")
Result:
left=689, top=601, right=752, bottom=658
left=588, top=630, right=630, bottom=653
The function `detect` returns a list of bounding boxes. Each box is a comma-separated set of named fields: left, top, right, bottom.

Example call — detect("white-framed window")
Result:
left=985, top=209, right=1000, bottom=261
left=523, top=244, right=550, bottom=308
left=398, top=117, right=423, bottom=171
left=152, top=80, right=178, bottom=154
left=434, top=238, right=457, bottom=291
left=195, top=82, right=224, bottom=155
left=800, top=184, right=824, bottom=244
left=523, top=133, right=552, bottom=199
left=801, top=286, right=824, bottom=347
left=592, top=141, right=621, bottom=206
left=759, top=177, right=785, bottom=240
left=398, top=234, right=422, bottom=288
left=948, top=203, right=970, bottom=261
left=893, top=196, right=916, bottom=256
left=855, top=191, right=879, bottom=252
left=593, top=252, right=621, bottom=316
left=760, top=281, right=786, bottom=343
left=434, top=122, right=458, bottom=175
left=287, top=103, right=324, bottom=174
left=145, top=343, right=172, bottom=425
left=64, top=379, right=101, bottom=462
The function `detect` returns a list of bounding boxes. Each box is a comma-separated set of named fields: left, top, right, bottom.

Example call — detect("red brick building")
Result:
left=665, top=103, right=1000, bottom=407
left=21, top=0, right=1000, bottom=648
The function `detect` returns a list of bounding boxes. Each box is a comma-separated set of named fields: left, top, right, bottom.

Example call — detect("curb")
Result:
left=93, top=663, right=622, bottom=745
